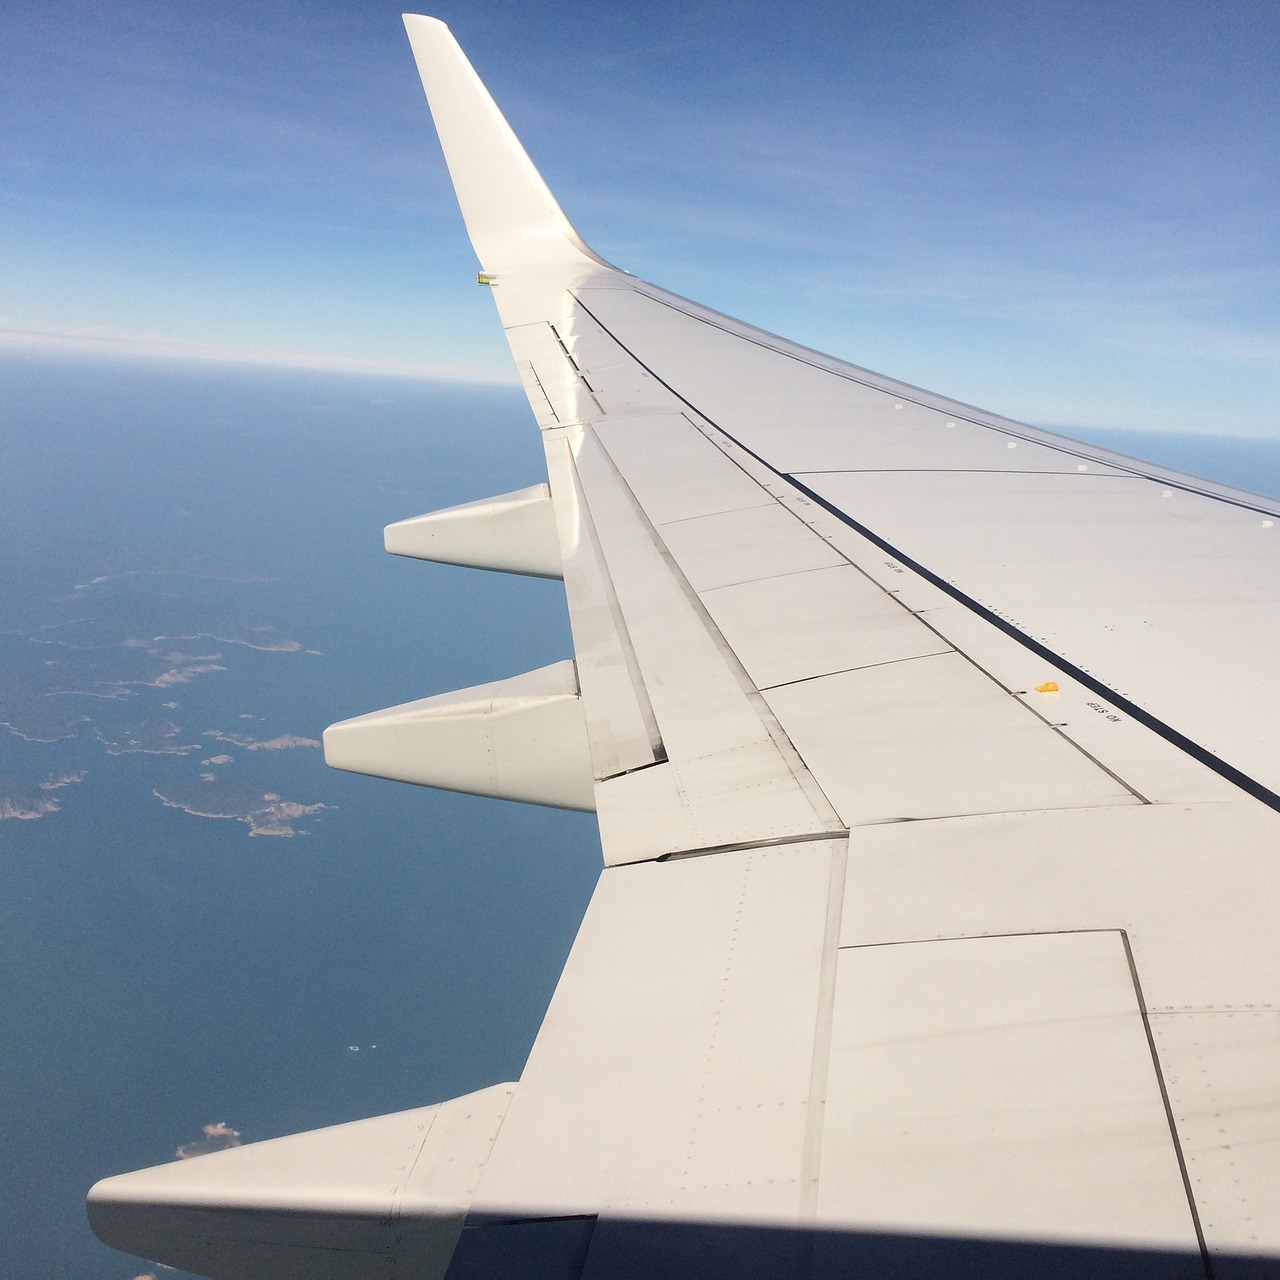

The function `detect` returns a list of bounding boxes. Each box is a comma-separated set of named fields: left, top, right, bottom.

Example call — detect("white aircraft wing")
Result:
left=87, top=15, right=1280, bottom=1280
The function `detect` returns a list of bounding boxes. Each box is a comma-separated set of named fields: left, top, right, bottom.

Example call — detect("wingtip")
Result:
left=403, top=14, right=450, bottom=36
left=402, top=12, right=608, bottom=274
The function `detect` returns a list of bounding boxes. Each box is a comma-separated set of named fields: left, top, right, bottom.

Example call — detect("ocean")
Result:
left=0, top=354, right=601, bottom=1279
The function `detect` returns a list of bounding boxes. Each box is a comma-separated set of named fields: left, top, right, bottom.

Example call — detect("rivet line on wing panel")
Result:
left=598, top=286, right=1280, bottom=519
left=618, top=287, right=1122, bottom=468
left=571, top=292, right=1280, bottom=819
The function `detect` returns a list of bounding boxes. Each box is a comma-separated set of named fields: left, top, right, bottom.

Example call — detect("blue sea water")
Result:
left=1, top=352, right=1278, bottom=1278
left=0, top=354, right=600, bottom=1279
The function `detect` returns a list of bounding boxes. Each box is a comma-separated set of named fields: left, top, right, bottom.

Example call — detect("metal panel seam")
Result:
left=571, top=291, right=1274, bottom=814
left=585, top=425, right=843, bottom=833
left=1118, top=929, right=1213, bottom=1276
left=833, top=928, right=1210, bottom=1273
left=547, top=435, right=665, bottom=770
left=574, top=303, right=1151, bottom=807
left=758, top=649, right=949, bottom=693
left=784, top=476, right=1273, bottom=813
left=800, top=838, right=849, bottom=1229
left=657, top=828, right=850, bottom=862
left=392, top=1102, right=443, bottom=1227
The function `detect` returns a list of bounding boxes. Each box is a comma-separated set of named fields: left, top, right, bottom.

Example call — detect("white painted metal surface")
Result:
left=87, top=1084, right=513, bottom=1280
left=572, top=281, right=1280, bottom=809
left=763, top=651, right=1139, bottom=824
left=323, top=660, right=594, bottom=811
left=89, top=14, right=1280, bottom=1280
left=384, top=483, right=563, bottom=579
left=470, top=842, right=841, bottom=1222
left=543, top=433, right=663, bottom=781
left=400, top=17, right=602, bottom=273
left=700, top=564, right=950, bottom=689
left=803, top=468, right=1280, bottom=794
left=821, top=932, right=1198, bottom=1249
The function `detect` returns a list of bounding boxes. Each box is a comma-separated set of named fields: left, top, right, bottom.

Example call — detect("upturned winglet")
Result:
left=403, top=15, right=609, bottom=274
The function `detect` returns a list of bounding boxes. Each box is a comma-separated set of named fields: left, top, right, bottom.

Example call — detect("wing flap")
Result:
left=570, top=398, right=1139, bottom=850
left=698, top=564, right=950, bottom=689
left=821, top=932, right=1200, bottom=1250
left=467, top=841, right=843, bottom=1222
left=564, top=426, right=840, bottom=861
left=765, top=650, right=1140, bottom=825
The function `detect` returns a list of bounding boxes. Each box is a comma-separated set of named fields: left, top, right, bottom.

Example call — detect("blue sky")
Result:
left=3, top=0, right=1278, bottom=434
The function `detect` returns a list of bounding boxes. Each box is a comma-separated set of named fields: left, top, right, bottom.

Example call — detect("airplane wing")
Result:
left=87, top=15, right=1280, bottom=1279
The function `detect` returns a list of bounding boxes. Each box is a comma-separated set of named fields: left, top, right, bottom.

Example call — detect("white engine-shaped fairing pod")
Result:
left=323, top=660, right=594, bottom=811
left=384, top=483, right=562, bottom=579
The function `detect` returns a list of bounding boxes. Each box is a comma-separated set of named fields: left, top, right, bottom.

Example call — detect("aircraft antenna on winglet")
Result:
left=403, top=14, right=610, bottom=274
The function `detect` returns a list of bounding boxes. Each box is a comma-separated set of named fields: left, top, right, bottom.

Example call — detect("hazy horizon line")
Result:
left=3, top=326, right=1278, bottom=443
left=0, top=327, right=519, bottom=386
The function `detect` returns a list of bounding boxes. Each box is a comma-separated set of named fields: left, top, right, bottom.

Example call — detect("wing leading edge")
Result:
left=88, top=15, right=1280, bottom=1280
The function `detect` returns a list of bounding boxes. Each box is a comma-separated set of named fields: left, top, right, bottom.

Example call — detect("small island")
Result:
left=176, top=1122, right=243, bottom=1160
left=153, top=780, right=328, bottom=837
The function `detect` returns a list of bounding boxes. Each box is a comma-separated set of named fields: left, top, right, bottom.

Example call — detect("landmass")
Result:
left=0, top=770, right=88, bottom=820
left=96, top=720, right=198, bottom=756
left=0, top=677, right=91, bottom=741
left=153, top=780, right=328, bottom=837
left=204, top=730, right=321, bottom=751
left=145, top=659, right=229, bottom=688
left=0, top=539, right=308, bottom=742
left=176, top=1122, right=243, bottom=1160
left=0, top=537, right=325, bottom=827
left=1, top=787, right=60, bottom=820
left=39, top=769, right=86, bottom=790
